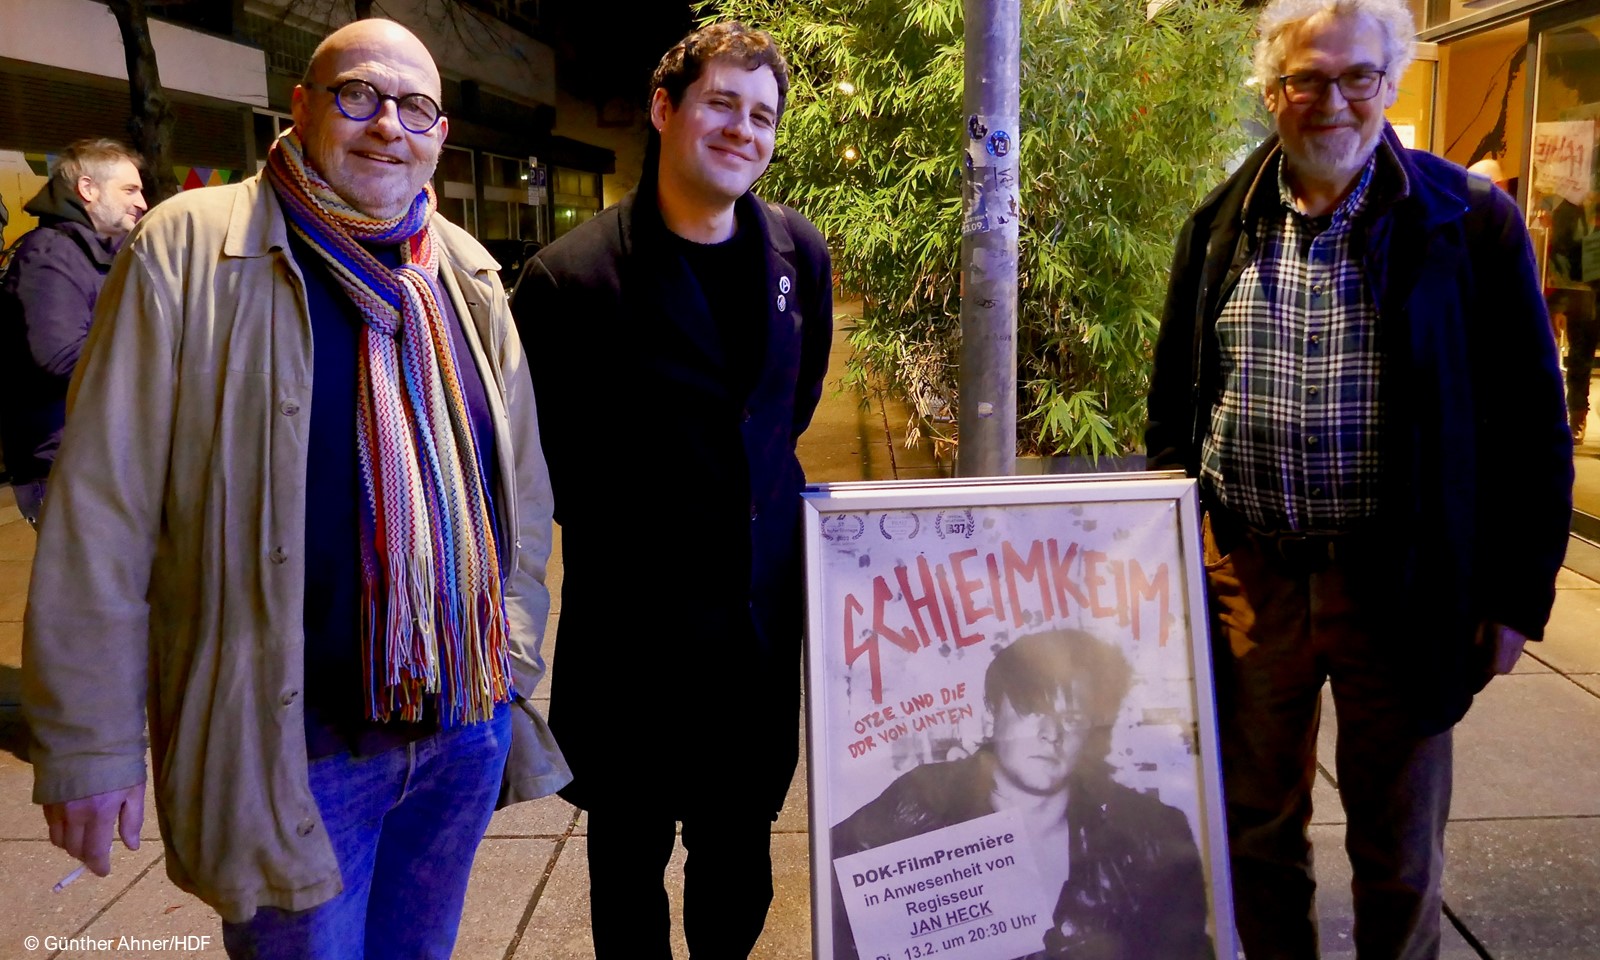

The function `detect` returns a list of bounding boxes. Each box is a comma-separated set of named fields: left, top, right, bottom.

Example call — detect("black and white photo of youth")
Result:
left=828, top=628, right=1214, bottom=960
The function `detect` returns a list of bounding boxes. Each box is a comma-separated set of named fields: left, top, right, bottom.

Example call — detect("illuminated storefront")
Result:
left=1410, top=0, right=1600, bottom=547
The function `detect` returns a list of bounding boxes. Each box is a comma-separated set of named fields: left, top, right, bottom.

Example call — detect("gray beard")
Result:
left=1284, top=122, right=1381, bottom=188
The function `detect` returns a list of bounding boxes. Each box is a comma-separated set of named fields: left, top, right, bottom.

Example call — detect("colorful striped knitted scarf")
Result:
left=266, top=130, right=511, bottom=726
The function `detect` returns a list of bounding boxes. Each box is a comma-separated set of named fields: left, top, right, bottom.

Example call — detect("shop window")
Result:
left=253, top=112, right=291, bottom=170
left=552, top=168, right=602, bottom=240
left=481, top=199, right=512, bottom=240
left=479, top=152, right=546, bottom=245
left=518, top=203, right=544, bottom=242
left=1529, top=12, right=1600, bottom=521
left=475, top=153, right=549, bottom=276
left=437, top=144, right=477, bottom=236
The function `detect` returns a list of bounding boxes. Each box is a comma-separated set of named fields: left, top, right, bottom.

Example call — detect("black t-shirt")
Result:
left=667, top=216, right=768, bottom=400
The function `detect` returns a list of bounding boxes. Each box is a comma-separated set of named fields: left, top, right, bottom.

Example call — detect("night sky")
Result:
left=542, top=0, right=698, bottom=109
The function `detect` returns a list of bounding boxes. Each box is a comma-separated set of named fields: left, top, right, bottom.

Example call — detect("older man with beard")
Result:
left=23, top=18, right=566, bottom=958
left=1147, top=0, right=1571, bottom=957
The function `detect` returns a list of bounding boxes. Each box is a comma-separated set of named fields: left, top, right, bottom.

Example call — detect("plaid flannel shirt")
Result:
left=1200, top=151, right=1383, bottom=533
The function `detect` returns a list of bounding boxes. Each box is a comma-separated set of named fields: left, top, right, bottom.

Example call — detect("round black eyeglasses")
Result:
left=313, top=79, right=444, bottom=133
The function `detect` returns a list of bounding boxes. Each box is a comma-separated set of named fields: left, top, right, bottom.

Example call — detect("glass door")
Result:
left=1529, top=3, right=1600, bottom=532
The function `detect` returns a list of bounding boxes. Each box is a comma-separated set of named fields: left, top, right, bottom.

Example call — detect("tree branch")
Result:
left=105, top=0, right=182, bottom=203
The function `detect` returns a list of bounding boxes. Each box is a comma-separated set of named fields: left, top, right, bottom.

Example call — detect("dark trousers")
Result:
left=1550, top=286, right=1599, bottom=418
left=1566, top=295, right=1599, bottom=419
left=1203, top=514, right=1453, bottom=960
left=586, top=809, right=775, bottom=960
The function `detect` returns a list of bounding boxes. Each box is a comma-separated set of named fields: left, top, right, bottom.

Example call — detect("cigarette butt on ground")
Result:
left=52, top=864, right=87, bottom=893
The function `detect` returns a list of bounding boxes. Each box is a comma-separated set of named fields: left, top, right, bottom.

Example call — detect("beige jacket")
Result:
left=22, top=175, right=570, bottom=922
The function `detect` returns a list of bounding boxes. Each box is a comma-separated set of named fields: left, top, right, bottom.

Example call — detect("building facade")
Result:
left=0, top=0, right=619, bottom=269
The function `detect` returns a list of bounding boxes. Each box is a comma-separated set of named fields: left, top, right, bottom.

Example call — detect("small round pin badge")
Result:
left=779, top=275, right=792, bottom=294
left=777, top=294, right=788, bottom=312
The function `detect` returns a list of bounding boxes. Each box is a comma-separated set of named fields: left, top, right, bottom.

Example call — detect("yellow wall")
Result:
left=0, top=151, right=48, bottom=249
left=1389, top=56, right=1437, bottom=151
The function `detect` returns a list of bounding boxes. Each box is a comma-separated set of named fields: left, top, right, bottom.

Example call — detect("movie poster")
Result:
left=803, top=475, right=1234, bottom=960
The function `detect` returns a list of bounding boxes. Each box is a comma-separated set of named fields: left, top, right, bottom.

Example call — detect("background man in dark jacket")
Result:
left=1146, top=1, right=1571, bottom=957
left=511, top=20, right=832, bottom=960
left=0, top=138, right=146, bottom=525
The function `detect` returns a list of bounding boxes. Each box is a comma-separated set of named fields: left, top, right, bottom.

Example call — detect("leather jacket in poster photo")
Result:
left=829, top=749, right=1215, bottom=960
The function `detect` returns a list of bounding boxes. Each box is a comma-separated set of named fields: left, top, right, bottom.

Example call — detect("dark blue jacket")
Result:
left=1147, top=127, right=1572, bottom=733
left=511, top=180, right=833, bottom=814
left=0, top=178, right=118, bottom=483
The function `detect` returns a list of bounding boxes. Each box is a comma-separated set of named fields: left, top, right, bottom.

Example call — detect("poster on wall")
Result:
left=803, top=474, right=1234, bottom=960
left=1532, top=119, right=1595, bottom=205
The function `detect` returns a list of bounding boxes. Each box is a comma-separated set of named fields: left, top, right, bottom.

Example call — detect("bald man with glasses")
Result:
left=24, top=19, right=567, bottom=958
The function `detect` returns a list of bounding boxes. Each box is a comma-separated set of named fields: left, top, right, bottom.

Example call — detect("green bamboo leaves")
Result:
left=708, top=0, right=1255, bottom=457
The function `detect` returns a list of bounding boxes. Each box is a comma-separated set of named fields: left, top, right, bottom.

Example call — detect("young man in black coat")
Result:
left=510, top=21, right=832, bottom=959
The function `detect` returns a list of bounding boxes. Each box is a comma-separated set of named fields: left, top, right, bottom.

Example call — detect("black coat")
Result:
left=1146, top=127, right=1572, bottom=733
left=512, top=184, right=832, bottom=814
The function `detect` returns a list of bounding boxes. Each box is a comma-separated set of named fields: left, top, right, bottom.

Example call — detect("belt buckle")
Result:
left=1274, top=532, right=1330, bottom=571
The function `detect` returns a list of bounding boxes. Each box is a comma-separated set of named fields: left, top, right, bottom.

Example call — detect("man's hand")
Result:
left=43, top=784, right=144, bottom=876
left=1478, top=622, right=1530, bottom=677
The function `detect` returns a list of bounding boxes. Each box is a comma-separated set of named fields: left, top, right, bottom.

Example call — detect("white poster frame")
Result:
left=803, top=473, right=1235, bottom=960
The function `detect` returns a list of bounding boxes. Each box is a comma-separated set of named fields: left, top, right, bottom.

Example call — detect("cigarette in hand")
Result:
left=52, top=864, right=86, bottom=893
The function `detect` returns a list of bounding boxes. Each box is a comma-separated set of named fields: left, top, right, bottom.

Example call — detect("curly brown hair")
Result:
left=650, top=20, right=791, bottom=119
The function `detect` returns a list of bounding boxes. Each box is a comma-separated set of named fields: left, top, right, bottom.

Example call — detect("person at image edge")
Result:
left=23, top=19, right=567, bottom=958
left=1147, top=1, right=1572, bottom=957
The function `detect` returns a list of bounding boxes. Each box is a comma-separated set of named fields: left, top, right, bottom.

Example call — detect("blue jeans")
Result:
left=222, top=705, right=512, bottom=960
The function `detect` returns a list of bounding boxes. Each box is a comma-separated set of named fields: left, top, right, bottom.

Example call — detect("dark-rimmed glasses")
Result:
left=1278, top=69, right=1387, bottom=105
left=312, top=79, right=444, bottom=134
